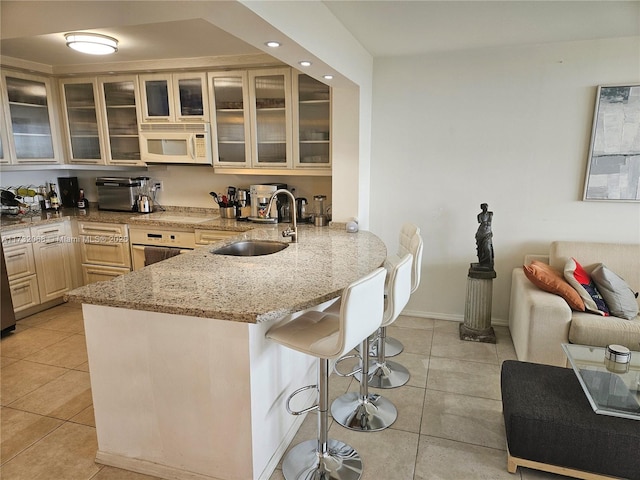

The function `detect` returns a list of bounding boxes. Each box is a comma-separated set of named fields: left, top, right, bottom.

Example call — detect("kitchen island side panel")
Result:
left=248, top=318, right=316, bottom=480
left=83, top=304, right=254, bottom=480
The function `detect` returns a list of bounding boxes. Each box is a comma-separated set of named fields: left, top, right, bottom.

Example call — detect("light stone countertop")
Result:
left=65, top=225, right=387, bottom=324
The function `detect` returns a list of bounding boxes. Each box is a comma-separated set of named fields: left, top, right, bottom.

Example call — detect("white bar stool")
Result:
left=359, top=223, right=424, bottom=358
left=330, top=253, right=412, bottom=431
left=365, top=226, right=423, bottom=388
left=266, top=267, right=386, bottom=480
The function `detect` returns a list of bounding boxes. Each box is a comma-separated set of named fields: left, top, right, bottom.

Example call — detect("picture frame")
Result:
left=583, top=84, right=640, bottom=202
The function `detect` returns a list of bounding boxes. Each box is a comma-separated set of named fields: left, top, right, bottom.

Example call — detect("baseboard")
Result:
left=95, top=451, right=221, bottom=480
left=400, top=309, right=509, bottom=327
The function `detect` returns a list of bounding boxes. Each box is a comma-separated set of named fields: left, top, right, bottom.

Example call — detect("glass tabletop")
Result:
left=562, top=343, right=640, bottom=421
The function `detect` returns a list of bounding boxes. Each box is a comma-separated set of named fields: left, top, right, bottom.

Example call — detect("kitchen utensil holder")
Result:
left=220, top=206, right=236, bottom=218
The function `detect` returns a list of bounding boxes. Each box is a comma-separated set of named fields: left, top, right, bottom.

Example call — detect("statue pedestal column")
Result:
left=460, top=264, right=496, bottom=343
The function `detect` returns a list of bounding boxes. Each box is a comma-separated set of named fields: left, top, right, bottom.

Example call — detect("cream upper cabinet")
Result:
left=139, top=72, right=208, bottom=122
left=209, top=71, right=252, bottom=168
left=98, top=75, right=145, bottom=166
left=293, top=73, right=331, bottom=169
left=248, top=68, right=293, bottom=168
left=59, top=77, right=107, bottom=165
left=0, top=70, right=63, bottom=165
left=0, top=98, right=10, bottom=165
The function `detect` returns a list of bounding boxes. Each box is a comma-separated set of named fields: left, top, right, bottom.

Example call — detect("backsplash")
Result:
left=0, top=166, right=332, bottom=211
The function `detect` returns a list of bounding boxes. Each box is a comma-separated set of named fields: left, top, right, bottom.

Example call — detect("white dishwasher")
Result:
left=129, top=226, right=196, bottom=270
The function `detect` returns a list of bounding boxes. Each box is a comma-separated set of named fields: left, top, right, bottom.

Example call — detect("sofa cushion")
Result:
left=564, top=258, right=609, bottom=316
left=568, top=311, right=640, bottom=349
left=523, top=261, right=585, bottom=311
left=591, top=264, right=639, bottom=320
left=549, top=242, right=640, bottom=310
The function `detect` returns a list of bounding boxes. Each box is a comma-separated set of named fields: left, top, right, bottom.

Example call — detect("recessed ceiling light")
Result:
left=299, top=61, right=312, bottom=67
left=265, top=41, right=281, bottom=48
left=65, top=32, right=118, bottom=55
left=323, top=75, right=334, bottom=80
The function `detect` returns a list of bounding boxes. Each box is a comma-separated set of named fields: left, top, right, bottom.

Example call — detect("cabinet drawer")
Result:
left=1, top=227, right=30, bottom=245
left=31, top=221, right=69, bottom=239
left=194, top=229, right=237, bottom=245
left=80, top=239, right=131, bottom=267
left=4, top=243, right=36, bottom=280
left=78, top=222, right=128, bottom=237
left=82, top=264, right=130, bottom=284
left=9, top=275, right=40, bottom=312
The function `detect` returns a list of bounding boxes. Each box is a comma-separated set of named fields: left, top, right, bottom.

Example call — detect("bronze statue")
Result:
left=474, top=203, right=494, bottom=271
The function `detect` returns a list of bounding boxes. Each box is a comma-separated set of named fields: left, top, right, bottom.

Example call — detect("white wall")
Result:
left=370, top=36, right=640, bottom=324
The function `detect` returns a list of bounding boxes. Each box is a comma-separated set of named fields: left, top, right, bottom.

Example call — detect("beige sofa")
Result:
left=509, top=241, right=640, bottom=366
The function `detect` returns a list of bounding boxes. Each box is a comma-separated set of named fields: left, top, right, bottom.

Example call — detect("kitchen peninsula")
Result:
left=65, top=225, right=386, bottom=480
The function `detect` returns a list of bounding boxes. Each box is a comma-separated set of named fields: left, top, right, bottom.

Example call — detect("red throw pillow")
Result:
left=564, top=257, right=610, bottom=316
left=523, top=261, right=585, bottom=311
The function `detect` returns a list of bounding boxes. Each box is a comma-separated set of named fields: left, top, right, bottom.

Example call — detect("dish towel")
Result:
left=144, top=246, right=182, bottom=266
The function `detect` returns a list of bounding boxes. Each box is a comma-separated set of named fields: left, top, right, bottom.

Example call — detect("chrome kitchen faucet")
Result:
left=268, top=189, right=298, bottom=243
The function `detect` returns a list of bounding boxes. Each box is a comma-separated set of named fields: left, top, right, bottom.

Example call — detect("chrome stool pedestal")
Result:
left=283, top=359, right=363, bottom=480
left=331, top=335, right=397, bottom=432
left=355, top=327, right=404, bottom=357
left=358, top=323, right=410, bottom=389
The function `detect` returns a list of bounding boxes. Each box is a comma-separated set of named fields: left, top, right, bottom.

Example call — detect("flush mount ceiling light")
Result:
left=299, top=61, right=312, bottom=67
left=65, top=32, right=118, bottom=55
left=265, top=41, right=281, bottom=48
left=323, top=75, right=334, bottom=80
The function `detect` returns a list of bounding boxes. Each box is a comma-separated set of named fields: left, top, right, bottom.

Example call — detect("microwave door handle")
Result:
left=189, top=135, right=196, bottom=160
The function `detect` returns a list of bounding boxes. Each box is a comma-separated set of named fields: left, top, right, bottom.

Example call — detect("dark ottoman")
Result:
left=501, top=360, right=640, bottom=480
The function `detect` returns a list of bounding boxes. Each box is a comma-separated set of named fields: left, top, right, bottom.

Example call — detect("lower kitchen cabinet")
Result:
left=2, top=227, right=40, bottom=312
left=1, top=220, right=75, bottom=315
left=31, top=221, right=74, bottom=303
left=78, top=221, right=131, bottom=284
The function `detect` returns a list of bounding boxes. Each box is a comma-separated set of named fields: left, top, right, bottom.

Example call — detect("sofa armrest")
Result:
left=508, top=268, right=572, bottom=366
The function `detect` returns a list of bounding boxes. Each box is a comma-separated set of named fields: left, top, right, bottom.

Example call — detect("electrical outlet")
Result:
left=154, top=182, right=163, bottom=191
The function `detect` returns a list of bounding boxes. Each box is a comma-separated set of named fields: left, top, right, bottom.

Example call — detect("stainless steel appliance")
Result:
left=139, top=123, right=212, bottom=164
left=249, top=184, right=278, bottom=223
left=96, top=177, right=147, bottom=212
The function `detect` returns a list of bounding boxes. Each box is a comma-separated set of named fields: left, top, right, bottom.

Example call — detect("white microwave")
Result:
left=139, top=123, right=212, bottom=165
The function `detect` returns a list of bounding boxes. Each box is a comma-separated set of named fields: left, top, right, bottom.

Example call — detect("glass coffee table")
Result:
left=562, top=343, right=640, bottom=420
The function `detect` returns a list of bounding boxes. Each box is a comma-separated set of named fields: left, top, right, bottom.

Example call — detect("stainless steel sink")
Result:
left=211, top=240, right=289, bottom=256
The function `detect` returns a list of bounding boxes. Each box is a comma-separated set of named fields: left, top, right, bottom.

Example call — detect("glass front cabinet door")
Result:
left=139, top=73, right=208, bottom=122
left=0, top=71, right=62, bottom=164
left=60, top=78, right=106, bottom=164
left=98, top=76, right=144, bottom=166
left=209, top=71, right=252, bottom=168
left=248, top=69, right=292, bottom=168
left=293, top=73, right=331, bottom=169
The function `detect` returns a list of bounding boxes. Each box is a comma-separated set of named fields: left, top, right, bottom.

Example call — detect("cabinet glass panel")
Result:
left=178, top=78, right=204, bottom=116
left=254, top=75, right=286, bottom=164
left=213, top=76, right=246, bottom=164
left=103, top=80, right=140, bottom=161
left=0, top=136, right=3, bottom=159
left=64, top=83, right=100, bottom=159
left=298, top=75, right=330, bottom=165
left=5, top=76, right=54, bottom=159
left=145, top=80, right=170, bottom=117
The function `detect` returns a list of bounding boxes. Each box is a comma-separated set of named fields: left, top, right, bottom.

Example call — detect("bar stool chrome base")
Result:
left=359, top=359, right=410, bottom=389
left=331, top=392, right=397, bottom=431
left=282, top=438, right=363, bottom=480
left=355, top=331, right=404, bottom=357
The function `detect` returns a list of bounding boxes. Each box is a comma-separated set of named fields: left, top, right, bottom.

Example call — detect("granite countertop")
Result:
left=65, top=226, right=387, bottom=324
left=0, top=207, right=253, bottom=233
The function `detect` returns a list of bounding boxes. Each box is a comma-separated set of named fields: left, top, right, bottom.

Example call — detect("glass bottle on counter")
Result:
left=49, top=183, right=60, bottom=210
left=77, top=189, right=87, bottom=210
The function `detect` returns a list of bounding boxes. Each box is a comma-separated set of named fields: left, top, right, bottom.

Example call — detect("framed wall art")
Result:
left=583, top=84, right=640, bottom=202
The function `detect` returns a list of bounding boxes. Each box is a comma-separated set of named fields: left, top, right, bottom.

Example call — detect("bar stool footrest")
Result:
left=286, top=384, right=318, bottom=415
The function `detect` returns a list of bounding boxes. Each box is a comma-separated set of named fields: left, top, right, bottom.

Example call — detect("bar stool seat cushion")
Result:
left=266, top=310, right=342, bottom=359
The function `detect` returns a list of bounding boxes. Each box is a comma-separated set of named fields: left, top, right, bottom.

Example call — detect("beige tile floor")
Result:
left=0, top=303, right=575, bottom=480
